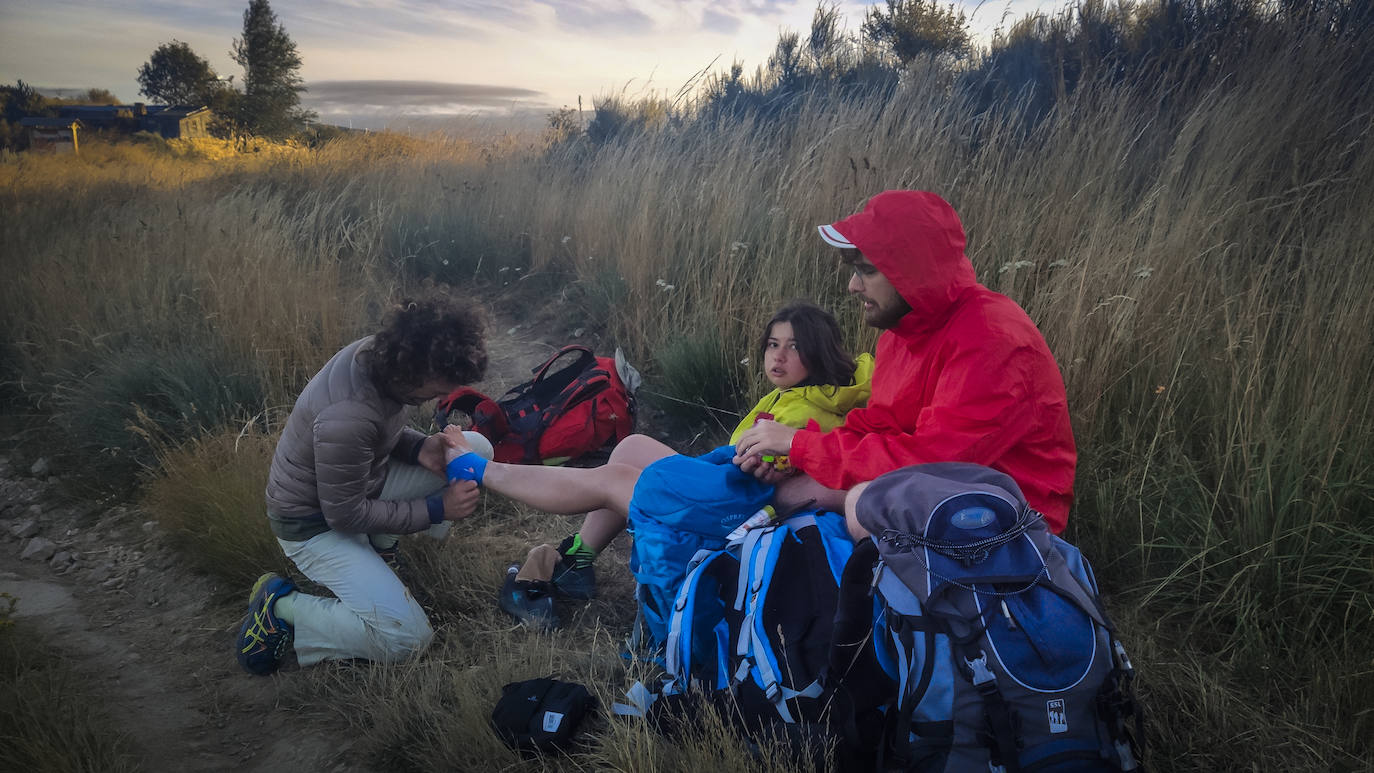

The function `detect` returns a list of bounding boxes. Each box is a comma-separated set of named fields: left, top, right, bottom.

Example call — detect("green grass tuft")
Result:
left=140, top=427, right=290, bottom=586
left=644, top=327, right=749, bottom=442
left=46, top=340, right=265, bottom=492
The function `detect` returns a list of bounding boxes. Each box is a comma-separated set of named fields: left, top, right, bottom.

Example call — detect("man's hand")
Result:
left=417, top=432, right=459, bottom=475
left=442, top=480, right=480, bottom=520
left=733, top=420, right=799, bottom=482
left=738, top=456, right=794, bottom=484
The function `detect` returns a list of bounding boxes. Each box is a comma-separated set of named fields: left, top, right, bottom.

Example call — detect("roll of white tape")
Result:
left=462, top=430, right=494, bottom=461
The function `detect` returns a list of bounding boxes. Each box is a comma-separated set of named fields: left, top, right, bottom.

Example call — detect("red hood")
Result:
left=828, top=191, right=977, bottom=332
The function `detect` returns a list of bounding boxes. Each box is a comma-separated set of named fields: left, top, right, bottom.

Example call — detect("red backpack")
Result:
left=436, top=345, right=636, bottom=465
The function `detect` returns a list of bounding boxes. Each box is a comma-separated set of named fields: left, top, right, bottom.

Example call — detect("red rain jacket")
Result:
left=792, top=191, right=1076, bottom=532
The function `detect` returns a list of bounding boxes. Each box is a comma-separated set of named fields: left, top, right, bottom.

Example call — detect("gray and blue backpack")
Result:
left=835, top=463, right=1144, bottom=772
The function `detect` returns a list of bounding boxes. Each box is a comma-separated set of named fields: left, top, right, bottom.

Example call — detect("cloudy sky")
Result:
left=1, top=0, right=1050, bottom=126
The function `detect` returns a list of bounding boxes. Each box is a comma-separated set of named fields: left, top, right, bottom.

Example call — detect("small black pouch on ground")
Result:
left=490, top=677, right=595, bottom=754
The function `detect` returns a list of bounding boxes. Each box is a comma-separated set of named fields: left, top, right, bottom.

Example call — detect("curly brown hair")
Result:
left=368, top=290, right=488, bottom=395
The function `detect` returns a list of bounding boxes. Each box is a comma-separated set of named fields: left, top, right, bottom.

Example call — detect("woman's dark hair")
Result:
left=757, top=301, right=856, bottom=388
left=369, top=289, right=488, bottom=393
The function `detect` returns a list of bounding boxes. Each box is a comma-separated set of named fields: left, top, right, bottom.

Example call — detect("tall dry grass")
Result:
left=2, top=18, right=1371, bottom=769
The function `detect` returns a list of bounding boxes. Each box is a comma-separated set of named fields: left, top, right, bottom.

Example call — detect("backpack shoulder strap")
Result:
left=520, top=345, right=596, bottom=390
left=665, top=547, right=738, bottom=691
left=732, top=524, right=827, bottom=722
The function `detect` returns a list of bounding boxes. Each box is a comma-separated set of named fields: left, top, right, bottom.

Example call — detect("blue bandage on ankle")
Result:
left=446, top=452, right=487, bottom=485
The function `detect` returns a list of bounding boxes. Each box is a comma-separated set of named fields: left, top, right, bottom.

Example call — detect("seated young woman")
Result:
left=445, top=301, right=873, bottom=601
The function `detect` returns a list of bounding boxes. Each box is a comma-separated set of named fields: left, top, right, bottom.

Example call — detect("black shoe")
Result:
left=552, top=536, right=597, bottom=600
left=498, top=565, right=558, bottom=629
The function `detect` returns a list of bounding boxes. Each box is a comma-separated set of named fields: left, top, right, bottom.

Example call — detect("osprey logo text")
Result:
left=1047, top=699, right=1068, bottom=733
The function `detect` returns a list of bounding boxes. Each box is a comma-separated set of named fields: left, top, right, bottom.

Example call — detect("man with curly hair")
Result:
left=235, top=291, right=489, bottom=675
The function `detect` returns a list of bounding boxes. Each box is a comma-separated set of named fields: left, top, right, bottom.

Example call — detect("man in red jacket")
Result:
left=734, top=191, right=1076, bottom=533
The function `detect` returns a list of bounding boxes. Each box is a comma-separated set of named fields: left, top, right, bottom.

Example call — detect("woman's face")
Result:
left=763, top=321, right=809, bottom=389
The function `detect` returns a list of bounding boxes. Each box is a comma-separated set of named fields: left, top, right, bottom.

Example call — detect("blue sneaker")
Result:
left=235, top=572, right=296, bottom=675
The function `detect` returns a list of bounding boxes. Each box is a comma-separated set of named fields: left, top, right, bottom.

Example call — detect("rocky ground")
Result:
left=0, top=452, right=358, bottom=771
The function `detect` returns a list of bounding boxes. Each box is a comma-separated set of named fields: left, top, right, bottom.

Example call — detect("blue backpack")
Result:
left=664, top=509, right=855, bottom=725
left=625, top=446, right=774, bottom=652
left=835, top=463, right=1144, bottom=772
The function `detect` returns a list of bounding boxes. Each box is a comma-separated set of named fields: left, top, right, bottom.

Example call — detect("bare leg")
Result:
left=773, top=472, right=847, bottom=515
left=481, top=461, right=641, bottom=516
left=465, top=433, right=675, bottom=552
left=577, top=434, right=676, bottom=550
left=843, top=482, right=873, bottom=541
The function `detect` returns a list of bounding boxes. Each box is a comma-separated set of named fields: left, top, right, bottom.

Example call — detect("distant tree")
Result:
left=0, top=80, right=50, bottom=151
left=808, top=4, right=843, bottom=69
left=43, top=89, right=125, bottom=108
left=138, top=41, right=221, bottom=105
left=768, top=30, right=805, bottom=87
left=82, top=88, right=120, bottom=104
left=231, top=0, right=315, bottom=137
left=861, top=0, right=971, bottom=65
left=1, top=80, right=47, bottom=121
left=545, top=106, right=583, bottom=148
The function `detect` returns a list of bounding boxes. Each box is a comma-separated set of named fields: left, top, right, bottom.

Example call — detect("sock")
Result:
left=559, top=533, right=598, bottom=570
left=272, top=591, right=297, bottom=626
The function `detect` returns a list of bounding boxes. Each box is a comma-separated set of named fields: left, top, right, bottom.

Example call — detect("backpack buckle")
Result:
left=965, top=651, right=997, bottom=690
left=868, top=559, right=886, bottom=597
left=1113, top=638, right=1135, bottom=676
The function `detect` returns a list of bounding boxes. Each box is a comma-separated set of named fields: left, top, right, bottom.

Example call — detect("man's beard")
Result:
left=863, top=296, right=912, bottom=330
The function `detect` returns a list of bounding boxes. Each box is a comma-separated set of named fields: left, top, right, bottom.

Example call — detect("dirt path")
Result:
left=0, top=314, right=575, bottom=771
left=0, top=470, right=348, bottom=771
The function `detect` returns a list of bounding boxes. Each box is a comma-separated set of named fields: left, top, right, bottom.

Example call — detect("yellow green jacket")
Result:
left=728, top=353, right=874, bottom=444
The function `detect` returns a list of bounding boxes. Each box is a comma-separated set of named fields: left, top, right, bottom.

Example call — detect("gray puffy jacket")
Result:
left=265, top=337, right=430, bottom=539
